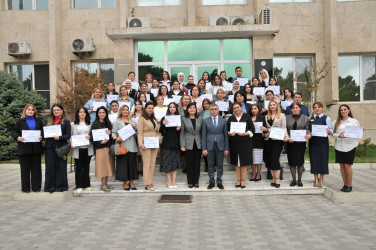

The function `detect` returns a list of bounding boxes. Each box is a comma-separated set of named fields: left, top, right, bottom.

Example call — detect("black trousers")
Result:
left=19, top=154, right=42, bottom=192
left=74, top=149, right=92, bottom=189
left=185, top=146, right=201, bottom=185
left=44, top=148, right=68, bottom=192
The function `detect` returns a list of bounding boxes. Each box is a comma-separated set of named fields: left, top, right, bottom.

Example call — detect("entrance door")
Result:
left=169, top=65, right=192, bottom=83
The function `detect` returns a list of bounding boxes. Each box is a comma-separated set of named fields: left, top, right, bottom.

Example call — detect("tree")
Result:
left=0, top=71, right=47, bottom=160
left=138, top=52, right=164, bottom=83
left=363, top=74, right=376, bottom=101
left=339, top=75, right=360, bottom=102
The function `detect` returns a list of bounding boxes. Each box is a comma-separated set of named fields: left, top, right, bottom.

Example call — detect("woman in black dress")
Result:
left=284, top=102, right=310, bottom=187
left=249, top=104, right=264, bottom=182
left=227, top=102, right=255, bottom=189
left=12, top=104, right=44, bottom=193
left=159, top=102, right=184, bottom=188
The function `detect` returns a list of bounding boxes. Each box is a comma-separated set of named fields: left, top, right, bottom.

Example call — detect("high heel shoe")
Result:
left=275, top=178, right=280, bottom=188
left=343, top=186, right=352, bottom=192
left=240, top=179, right=246, bottom=189
left=341, top=185, right=347, bottom=192
left=235, top=180, right=241, bottom=188
left=123, top=183, right=130, bottom=191
left=129, top=182, right=137, bottom=190
left=249, top=175, right=256, bottom=181
left=145, top=185, right=154, bottom=191
left=255, top=175, right=261, bottom=182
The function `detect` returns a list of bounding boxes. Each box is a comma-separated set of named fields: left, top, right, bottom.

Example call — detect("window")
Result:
left=136, top=39, right=252, bottom=83
left=269, top=0, right=310, bottom=3
left=9, top=64, right=50, bottom=106
left=273, top=56, right=312, bottom=102
left=202, top=0, right=245, bottom=5
left=338, top=55, right=376, bottom=102
left=7, top=0, right=48, bottom=10
left=73, top=0, right=115, bottom=9
left=73, top=62, right=114, bottom=84
left=138, top=0, right=180, bottom=6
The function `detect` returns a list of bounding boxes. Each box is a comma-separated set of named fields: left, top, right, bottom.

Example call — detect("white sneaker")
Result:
left=83, top=187, right=92, bottom=191
left=168, top=186, right=174, bottom=189
left=76, top=188, right=83, bottom=194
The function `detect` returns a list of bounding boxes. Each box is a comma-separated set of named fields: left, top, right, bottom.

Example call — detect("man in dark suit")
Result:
left=202, top=104, right=229, bottom=189
left=285, top=92, right=310, bottom=117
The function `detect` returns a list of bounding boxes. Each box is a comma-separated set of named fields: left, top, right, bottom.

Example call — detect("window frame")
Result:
left=72, top=61, right=115, bottom=85
left=6, top=0, right=48, bottom=10
left=202, top=0, right=246, bottom=5
left=137, top=0, right=181, bottom=6
left=338, top=54, right=376, bottom=103
left=72, top=0, right=115, bottom=9
left=269, top=0, right=311, bottom=3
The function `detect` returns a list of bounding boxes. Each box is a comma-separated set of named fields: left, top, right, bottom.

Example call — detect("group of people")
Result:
left=12, top=68, right=361, bottom=194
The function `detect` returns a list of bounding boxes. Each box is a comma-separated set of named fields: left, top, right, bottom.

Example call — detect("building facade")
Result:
left=0, top=0, right=375, bottom=140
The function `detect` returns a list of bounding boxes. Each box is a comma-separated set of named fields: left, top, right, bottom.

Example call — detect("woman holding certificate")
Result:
left=70, top=107, right=94, bottom=194
left=229, top=91, right=251, bottom=115
left=90, top=107, right=113, bottom=192
left=261, top=100, right=287, bottom=188
left=138, top=102, right=160, bottom=191
left=85, top=87, right=110, bottom=122
left=284, top=102, right=310, bottom=187
left=44, top=104, right=71, bottom=193
left=249, top=104, right=264, bottom=182
left=168, top=80, right=185, bottom=96
left=227, top=102, right=255, bottom=189
left=244, top=83, right=257, bottom=103
left=112, top=105, right=138, bottom=191
left=180, top=103, right=203, bottom=188
left=12, top=104, right=44, bottom=193
left=118, top=85, right=135, bottom=110
left=333, top=104, right=360, bottom=193
left=159, top=102, right=184, bottom=188
left=131, top=99, right=144, bottom=175
left=136, top=82, right=156, bottom=106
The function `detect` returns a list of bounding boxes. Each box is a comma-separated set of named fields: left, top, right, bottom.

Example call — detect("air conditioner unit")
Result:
left=71, top=38, right=95, bottom=53
left=259, top=8, right=272, bottom=24
left=8, top=42, right=31, bottom=57
left=210, top=16, right=230, bottom=26
left=231, top=16, right=254, bottom=25
left=127, top=17, right=150, bottom=28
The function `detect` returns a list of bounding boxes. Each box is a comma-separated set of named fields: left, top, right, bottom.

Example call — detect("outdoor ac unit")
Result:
left=127, top=17, right=150, bottom=28
left=8, top=42, right=31, bottom=57
left=259, top=8, right=272, bottom=24
left=231, top=16, right=254, bottom=25
left=210, top=16, right=230, bottom=26
left=71, top=38, right=95, bottom=53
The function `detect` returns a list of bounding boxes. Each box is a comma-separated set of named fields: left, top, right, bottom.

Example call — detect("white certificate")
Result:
left=43, top=125, right=62, bottom=138
left=213, top=86, right=226, bottom=95
left=117, top=124, right=136, bottom=141
left=253, top=122, right=263, bottom=134
left=290, top=130, right=307, bottom=142
left=144, top=137, right=159, bottom=148
left=200, top=93, right=213, bottom=100
left=131, top=82, right=139, bottom=91
left=71, top=134, right=90, bottom=147
left=154, top=107, right=168, bottom=121
left=253, top=87, right=265, bottom=96
left=22, top=130, right=41, bottom=142
left=247, top=101, right=256, bottom=105
left=147, top=83, right=152, bottom=89
left=132, top=117, right=139, bottom=126
left=119, top=102, right=131, bottom=109
left=106, top=95, right=118, bottom=103
left=150, top=88, right=159, bottom=97
left=269, top=127, right=285, bottom=140
left=146, top=94, right=150, bottom=102
left=268, top=86, right=280, bottom=95
left=172, top=95, right=182, bottom=104
left=228, top=95, right=234, bottom=102
left=344, top=126, right=363, bottom=139
left=92, top=128, right=109, bottom=141
left=163, top=98, right=175, bottom=106
left=205, top=82, right=212, bottom=90
left=216, top=101, right=229, bottom=112
left=224, top=83, right=233, bottom=91
left=237, top=78, right=249, bottom=87
left=311, top=125, right=328, bottom=137
left=281, top=101, right=293, bottom=110
left=230, top=122, right=246, bottom=133
left=108, top=113, right=118, bottom=123
left=165, top=115, right=181, bottom=127
left=264, top=100, right=270, bottom=110
left=92, top=102, right=106, bottom=111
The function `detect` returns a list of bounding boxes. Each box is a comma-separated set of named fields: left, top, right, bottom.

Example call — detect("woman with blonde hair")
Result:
left=261, top=100, right=287, bottom=188
left=11, top=104, right=44, bottom=193
left=259, top=68, right=270, bottom=87
left=178, top=94, right=192, bottom=117
left=85, top=87, right=110, bottom=122
left=118, top=85, right=135, bottom=109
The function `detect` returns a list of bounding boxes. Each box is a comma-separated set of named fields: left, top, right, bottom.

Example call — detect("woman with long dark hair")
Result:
left=131, top=99, right=144, bottom=175
left=70, top=107, right=93, bottom=194
left=249, top=104, right=264, bottom=182
left=12, top=104, right=43, bottom=193
left=44, top=104, right=71, bottom=193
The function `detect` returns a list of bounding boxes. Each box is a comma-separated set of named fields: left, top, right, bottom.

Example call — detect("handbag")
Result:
left=55, top=143, right=71, bottom=160
left=113, top=142, right=127, bottom=156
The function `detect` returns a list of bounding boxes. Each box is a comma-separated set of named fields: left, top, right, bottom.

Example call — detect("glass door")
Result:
left=196, top=64, right=220, bottom=83
left=169, top=65, right=192, bottom=83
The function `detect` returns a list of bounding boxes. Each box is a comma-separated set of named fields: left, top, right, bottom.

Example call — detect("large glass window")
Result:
left=73, top=0, right=115, bottom=9
left=202, top=0, right=245, bottom=5
left=138, top=0, right=180, bottom=6
left=74, top=62, right=114, bottom=84
left=274, top=56, right=312, bottom=102
left=9, top=64, right=50, bottom=106
left=7, top=0, right=48, bottom=10
left=136, top=39, right=252, bottom=83
left=269, top=0, right=310, bottom=3
left=338, top=55, right=376, bottom=102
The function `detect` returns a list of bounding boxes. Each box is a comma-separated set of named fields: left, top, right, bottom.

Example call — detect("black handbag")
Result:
left=55, top=144, right=71, bottom=160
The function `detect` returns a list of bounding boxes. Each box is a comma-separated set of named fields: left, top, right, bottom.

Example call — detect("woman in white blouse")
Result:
left=333, top=104, right=361, bottom=193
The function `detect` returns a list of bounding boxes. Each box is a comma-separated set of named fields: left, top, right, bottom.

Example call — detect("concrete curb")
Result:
left=324, top=187, right=376, bottom=203
left=0, top=186, right=74, bottom=202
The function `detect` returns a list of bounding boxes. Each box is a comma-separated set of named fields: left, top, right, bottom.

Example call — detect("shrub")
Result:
left=0, top=71, right=47, bottom=160
left=356, top=138, right=374, bottom=158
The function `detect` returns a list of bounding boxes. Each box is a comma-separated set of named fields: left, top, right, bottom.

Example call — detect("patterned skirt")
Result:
left=160, top=149, right=184, bottom=173
left=252, top=149, right=263, bottom=164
